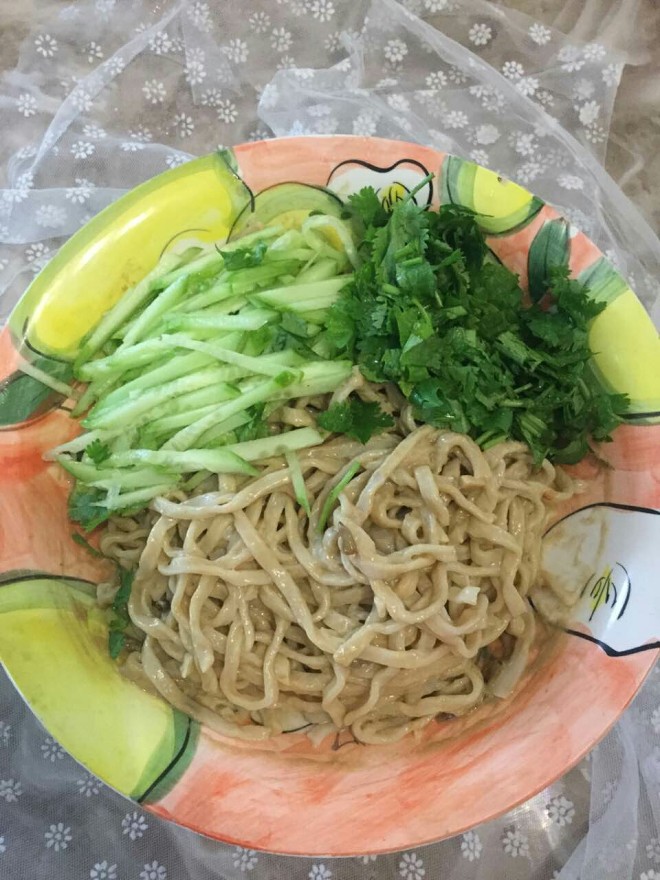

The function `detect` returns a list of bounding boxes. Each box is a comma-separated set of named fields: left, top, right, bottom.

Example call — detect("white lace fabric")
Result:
left=0, top=2, right=658, bottom=879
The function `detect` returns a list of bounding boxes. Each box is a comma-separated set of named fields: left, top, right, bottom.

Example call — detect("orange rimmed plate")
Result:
left=0, top=136, right=659, bottom=856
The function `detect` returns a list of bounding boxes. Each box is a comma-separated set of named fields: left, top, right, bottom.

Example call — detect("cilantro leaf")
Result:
left=108, top=630, right=126, bottom=660
left=71, top=531, right=104, bottom=558
left=113, top=567, right=133, bottom=615
left=86, top=438, right=110, bottom=465
left=108, top=568, right=134, bottom=660
left=235, top=404, right=270, bottom=442
left=347, top=186, right=389, bottom=229
left=68, top=487, right=108, bottom=532
left=219, top=239, right=268, bottom=270
left=317, top=398, right=394, bottom=443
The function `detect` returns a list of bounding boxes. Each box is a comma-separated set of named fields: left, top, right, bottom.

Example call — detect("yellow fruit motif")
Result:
left=11, top=151, right=251, bottom=359
left=440, top=155, right=544, bottom=235
left=0, top=575, right=197, bottom=800
left=589, top=288, right=660, bottom=420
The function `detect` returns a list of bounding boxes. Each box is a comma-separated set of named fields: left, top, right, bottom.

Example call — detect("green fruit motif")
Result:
left=527, top=218, right=570, bottom=303
left=0, top=350, right=73, bottom=428
left=440, top=155, right=544, bottom=235
left=578, top=256, right=629, bottom=306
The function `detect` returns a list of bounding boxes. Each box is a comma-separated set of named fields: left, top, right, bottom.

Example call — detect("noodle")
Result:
left=99, top=382, right=574, bottom=745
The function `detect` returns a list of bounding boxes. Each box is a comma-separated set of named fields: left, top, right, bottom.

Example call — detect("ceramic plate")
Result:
left=1, top=136, right=659, bottom=856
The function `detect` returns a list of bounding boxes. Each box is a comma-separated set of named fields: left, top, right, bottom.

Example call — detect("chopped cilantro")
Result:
left=324, top=186, right=627, bottom=464
left=71, top=531, right=104, bottom=558
left=86, top=438, right=110, bottom=465
left=218, top=239, right=268, bottom=270
left=347, top=186, right=389, bottom=231
left=108, top=567, right=134, bottom=659
left=235, top=404, right=270, bottom=442
left=68, top=487, right=108, bottom=532
left=317, top=398, right=394, bottom=444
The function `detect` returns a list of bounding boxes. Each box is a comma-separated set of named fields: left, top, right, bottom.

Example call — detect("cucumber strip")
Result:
left=262, top=295, right=339, bottom=315
left=266, top=248, right=316, bottom=263
left=98, top=348, right=244, bottom=407
left=44, top=429, right=113, bottom=460
left=223, top=427, right=324, bottom=461
left=59, top=458, right=178, bottom=491
left=220, top=225, right=286, bottom=249
left=107, top=352, right=217, bottom=401
left=161, top=374, right=292, bottom=451
left=194, top=410, right=254, bottom=447
left=85, top=352, right=213, bottom=414
left=146, top=404, right=251, bottom=442
left=157, top=250, right=224, bottom=288
left=71, top=376, right=113, bottom=416
left=84, top=370, right=241, bottom=431
left=293, top=258, right=343, bottom=284
left=267, top=230, right=306, bottom=252
left=160, top=335, right=300, bottom=378
left=176, top=263, right=301, bottom=315
left=74, top=252, right=182, bottom=369
left=103, top=483, right=179, bottom=511
left=285, top=451, right=311, bottom=516
left=18, top=359, right=77, bottom=399
left=177, top=290, right=246, bottom=314
left=284, top=361, right=352, bottom=398
left=157, top=226, right=286, bottom=289
left=109, top=447, right=259, bottom=476
left=111, top=427, right=323, bottom=472
left=300, top=230, right=344, bottom=264
left=77, top=338, right=179, bottom=381
left=317, top=461, right=362, bottom=533
left=181, top=470, right=212, bottom=491
left=144, top=382, right=243, bottom=423
left=77, top=331, right=243, bottom=382
left=164, top=310, right=276, bottom=334
left=297, top=309, right=330, bottom=326
left=173, top=278, right=233, bottom=314
left=302, top=215, right=359, bottom=268
left=163, top=362, right=350, bottom=453
left=119, top=275, right=188, bottom=347
left=249, top=276, right=352, bottom=310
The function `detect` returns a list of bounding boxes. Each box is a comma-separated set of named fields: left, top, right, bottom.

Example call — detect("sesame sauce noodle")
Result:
left=99, top=379, right=574, bottom=745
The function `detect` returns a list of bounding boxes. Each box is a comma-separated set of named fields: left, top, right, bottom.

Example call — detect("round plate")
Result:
left=1, top=136, right=659, bottom=856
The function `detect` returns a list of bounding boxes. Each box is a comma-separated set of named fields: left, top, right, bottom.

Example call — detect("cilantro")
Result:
left=108, top=567, right=134, bottom=660
left=347, top=186, right=389, bottom=230
left=71, top=531, right=104, bottom=558
left=317, top=398, right=394, bottom=444
left=325, top=184, right=627, bottom=463
left=85, top=438, right=110, bottom=465
left=279, top=311, right=310, bottom=338
left=108, top=630, right=126, bottom=659
left=219, top=239, right=268, bottom=271
left=68, top=487, right=109, bottom=532
left=235, top=404, right=270, bottom=442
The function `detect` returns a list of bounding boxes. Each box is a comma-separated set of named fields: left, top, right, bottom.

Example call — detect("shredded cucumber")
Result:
left=285, top=451, right=311, bottom=517
left=57, top=210, right=360, bottom=528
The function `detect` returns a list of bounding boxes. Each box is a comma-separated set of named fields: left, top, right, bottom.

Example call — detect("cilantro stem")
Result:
left=404, top=172, right=434, bottom=203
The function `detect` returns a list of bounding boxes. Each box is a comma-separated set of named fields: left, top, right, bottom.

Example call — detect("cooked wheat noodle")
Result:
left=99, top=378, right=574, bottom=744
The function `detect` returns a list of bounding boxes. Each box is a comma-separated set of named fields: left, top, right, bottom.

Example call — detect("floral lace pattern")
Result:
left=0, top=1, right=659, bottom=879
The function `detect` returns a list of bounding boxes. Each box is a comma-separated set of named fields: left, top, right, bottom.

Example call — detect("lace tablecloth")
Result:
left=1, top=2, right=659, bottom=878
